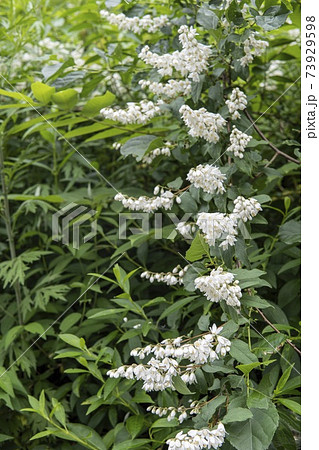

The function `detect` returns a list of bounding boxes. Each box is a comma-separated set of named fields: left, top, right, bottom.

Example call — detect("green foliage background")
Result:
left=0, top=0, right=300, bottom=448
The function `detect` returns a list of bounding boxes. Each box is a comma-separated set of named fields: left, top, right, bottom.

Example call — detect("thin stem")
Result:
left=256, top=308, right=301, bottom=356
left=0, top=135, right=22, bottom=325
left=245, top=110, right=300, bottom=164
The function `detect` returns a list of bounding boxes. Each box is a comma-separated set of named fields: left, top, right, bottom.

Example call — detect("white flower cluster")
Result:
left=100, top=100, right=162, bottom=124
left=141, top=264, right=189, bottom=286
left=225, top=88, right=247, bottom=120
left=139, top=25, right=212, bottom=82
left=131, top=324, right=230, bottom=365
left=187, top=164, right=226, bottom=194
left=100, top=11, right=169, bottom=33
left=141, top=144, right=171, bottom=164
left=240, top=33, right=269, bottom=66
left=167, top=423, right=226, bottom=450
left=108, top=324, right=231, bottom=391
left=233, top=196, right=262, bottom=221
left=227, top=126, right=252, bottom=159
left=176, top=221, right=196, bottom=240
left=108, top=357, right=178, bottom=391
left=195, top=267, right=242, bottom=308
left=197, top=212, right=238, bottom=250
left=114, top=189, right=176, bottom=212
left=179, top=105, right=226, bottom=143
left=196, top=196, right=261, bottom=250
left=147, top=403, right=200, bottom=423
left=139, top=79, right=192, bottom=98
left=105, top=72, right=128, bottom=97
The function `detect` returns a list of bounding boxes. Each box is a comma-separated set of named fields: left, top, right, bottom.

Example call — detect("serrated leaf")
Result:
left=186, top=232, right=209, bottom=262
left=223, top=407, right=253, bottom=424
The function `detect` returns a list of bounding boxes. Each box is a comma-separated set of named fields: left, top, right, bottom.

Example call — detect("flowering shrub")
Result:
left=0, top=0, right=300, bottom=449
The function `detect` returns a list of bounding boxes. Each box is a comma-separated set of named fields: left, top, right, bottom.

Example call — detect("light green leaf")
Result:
left=52, top=89, right=78, bottom=110
left=31, top=82, right=55, bottom=104
left=223, top=407, right=253, bottom=424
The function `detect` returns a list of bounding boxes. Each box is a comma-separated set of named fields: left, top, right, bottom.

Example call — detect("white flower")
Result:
left=196, top=212, right=238, bottom=249
left=233, top=196, right=262, bottom=221
left=141, top=265, right=189, bottom=286
left=139, top=79, right=191, bottom=98
left=240, top=33, right=268, bottom=66
left=225, top=88, right=247, bottom=120
left=100, top=100, right=162, bottom=124
left=142, top=144, right=171, bottom=164
left=139, top=25, right=212, bottom=82
left=100, top=11, right=169, bottom=33
left=196, top=196, right=262, bottom=249
left=166, top=423, right=226, bottom=449
left=227, top=126, right=252, bottom=159
left=187, top=164, right=226, bottom=194
left=179, top=105, right=226, bottom=143
left=176, top=221, right=196, bottom=240
left=114, top=189, right=175, bottom=212
left=195, top=267, right=242, bottom=308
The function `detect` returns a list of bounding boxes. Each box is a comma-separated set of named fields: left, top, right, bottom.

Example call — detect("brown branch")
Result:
left=245, top=111, right=300, bottom=165
left=256, top=308, right=301, bottom=356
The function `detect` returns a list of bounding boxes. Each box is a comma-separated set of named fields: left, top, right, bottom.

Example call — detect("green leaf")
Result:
left=158, top=296, right=195, bottom=320
left=256, top=6, right=290, bottom=31
left=172, top=376, right=194, bottom=395
left=121, top=135, right=161, bottom=161
left=52, top=89, right=78, bottom=110
left=30, top=430, right=54, bottom=441
left=197, top=6, right=219, bottom=29
left=31, top=82, right=55, bottom=104
left=60, top=313, right=82, bottom=332
left=200, top=396, right=226, bottom=421
left=24, top=322, right=45, bottom=335
left=83, top=91, right=115, bottom=117
left=150, top=418, right=179, bottom=428
left=276, top=399, right=301, bottom=415
left=126, top=415, right=144, bottom=439
left=223, top=407, right=253, bottom=424
left=59, top=334, right=85, bottom=350
left=226, top=402, right=279, bottom=450
left=113, top=439, right=151, bottom=450
left=230, top=340, right=258, bottom=364
left=274, top=365, right=294, bottom=396
left=186, top=232, right=209, bottom=262
left=236, top=360, right=276, bottom=376
left=278, top=220, right=301, bottom=244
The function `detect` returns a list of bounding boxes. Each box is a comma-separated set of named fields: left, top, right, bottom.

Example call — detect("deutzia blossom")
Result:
left=196, top=212, right=238, bottom=250
left=139, top=25, right=212, bottom=82
left=147, top=402, right=201, bottom=423
left=225, top=88, right=247, bottom=120
left=195, top=267, right=242, bottom=307
left=100, top=11, right=169, bottom=33
left=187, top=164, right=226, bottom=194
left=108, top=324, right=231, bottom=391
left=141, top=144, right=171, bottom=164
left=176, top=221, right=196, bottom=240
left=114, top=189, right=176, bottom=212
left=196, top=196, right=262, bottom=249
left=240, top=33, right=269, bottom=66
left=131, top=324, right=230, bottom=365
left=141, top=264, right=189, bottom=286
left=108, top=357, right=179, bottom=391
left=179, top=105, right=226, bottom=143
left=166, top=423, right=226, bottom=450
left=227, top=126, right=252, bottom=159
left=233, top=196, right=262, bottom=221
left=100, top=100, right=162, bottom=124
left=139, top=79, right=191, bottom=98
